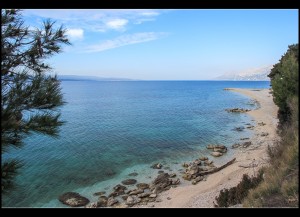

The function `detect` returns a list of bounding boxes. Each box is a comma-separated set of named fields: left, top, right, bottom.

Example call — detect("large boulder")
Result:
left=98, top=196, right=108, bottom=207
left=152, top=173, right=170, bottom=185
left=203, top=160, right=213, bottom=166
left=199, top=156, right=208, bottom=161
left=59, top=192, right=90, bottom=207
left=210, top=152, right=223, bottom=157
left=137, top=192, right=151, bottom=198
left=206, top=144, right=216, bottom=149
left=128, top=189, right=144, bottom=195
left=214, top=147, right=227, bottom=153
left=215, top=145, right=226, bottom=149
left=171, top=178, right=180, bottom=185
left=109, top=184, right=127, bottom=197
left=169, top=173, right=177, bottom=178
left=136, top=183, right=149, bottom=190
left=107, top=197, right=118, bottom=206
left=182, top=173, right=192, bottom=181
left=85, top=202, right=98, bottom=208
left=187, top=165, right=199, bottom=175
left=151, top=173, right=172, bottom=194
left=192, top=176, right=203, bottom=185
left=126, top=195, right=141, bottom=206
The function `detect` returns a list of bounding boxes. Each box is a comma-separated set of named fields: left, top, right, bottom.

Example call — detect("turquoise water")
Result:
left=2, top=81, right=270, bottom=207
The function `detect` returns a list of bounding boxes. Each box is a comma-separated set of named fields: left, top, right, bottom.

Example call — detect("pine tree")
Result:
left=268, top=44, right=299, bottom=124
left=1, top=9, right=70, bottom=193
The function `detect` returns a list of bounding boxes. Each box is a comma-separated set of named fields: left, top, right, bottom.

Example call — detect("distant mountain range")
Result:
left=214, top=65, right=272, bottom=81
left=58, top=75, right=136, bottom=81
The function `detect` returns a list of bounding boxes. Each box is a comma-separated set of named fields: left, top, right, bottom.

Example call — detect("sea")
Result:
left=2, top=80, right=270, bottom=207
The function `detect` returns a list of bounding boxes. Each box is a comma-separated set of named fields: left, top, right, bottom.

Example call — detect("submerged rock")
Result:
left=93, top=191, right=106, bottom=196
left=122, top=179, right=137, bottom=185
left=151, top=163, right=163, bottom=169
left=234, top=126, right=245, bottom=132
left=105, top=168, right=116, bottom=177
left=128, top=172, right=138, bottom=177
left=240, top=137, right=250, bottom=140
left=59, top=192, right=90, bottom=207
left=225, top=108, right=251, bottom=113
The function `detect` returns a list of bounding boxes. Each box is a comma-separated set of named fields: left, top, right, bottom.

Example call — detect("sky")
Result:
left=22, top=9, right=298, bottom=80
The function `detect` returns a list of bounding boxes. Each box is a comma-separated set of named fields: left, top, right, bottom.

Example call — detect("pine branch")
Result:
left=1, top=160, right=23, bottom=194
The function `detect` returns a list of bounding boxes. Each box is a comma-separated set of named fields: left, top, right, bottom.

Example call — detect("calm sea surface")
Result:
left=2, top=81, right=270, bottom=207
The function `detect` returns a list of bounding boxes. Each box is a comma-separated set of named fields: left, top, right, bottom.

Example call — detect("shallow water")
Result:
left=2, top=81, right=270, bottom=207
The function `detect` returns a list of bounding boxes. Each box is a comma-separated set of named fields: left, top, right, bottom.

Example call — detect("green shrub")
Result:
left=215, top=170, right=264, bottom=207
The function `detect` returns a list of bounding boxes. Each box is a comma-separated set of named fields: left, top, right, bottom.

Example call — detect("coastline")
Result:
left=136, top=88, right=279, bottom=208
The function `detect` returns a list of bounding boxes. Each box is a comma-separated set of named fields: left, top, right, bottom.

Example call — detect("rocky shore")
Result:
left=58, top=88, right=278, bottom=208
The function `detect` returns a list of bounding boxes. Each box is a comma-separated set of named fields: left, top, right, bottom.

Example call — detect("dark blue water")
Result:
left=2, top=81, right=270, bottom=207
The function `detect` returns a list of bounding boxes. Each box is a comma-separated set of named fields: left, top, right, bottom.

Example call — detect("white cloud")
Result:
left=133, top=18, right=155, bottom=25
left=66, top=28, right=84, bottom=40
left=105, top=19, right=128, bottom=31
left=139, top=11, right=159, bottom=16
left=23, top=9, right=164, bottom=32
left=85, top=32, right=168, bottom=53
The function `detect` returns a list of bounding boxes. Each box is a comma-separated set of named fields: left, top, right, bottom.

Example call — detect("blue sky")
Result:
left=22, top=9, right=298, bottom=80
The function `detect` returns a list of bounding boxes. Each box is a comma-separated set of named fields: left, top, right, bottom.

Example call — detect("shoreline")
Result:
left=135, top=88, right=279, bottom=208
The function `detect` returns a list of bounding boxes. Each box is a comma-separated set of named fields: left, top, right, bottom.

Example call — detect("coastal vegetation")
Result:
left=215, top=170, right=264, bottom=207
left=215, top=44, right=299, bottom=207
left=1, top=9, right=70, bottom=193
left=243, top=44, right=298, bottom=207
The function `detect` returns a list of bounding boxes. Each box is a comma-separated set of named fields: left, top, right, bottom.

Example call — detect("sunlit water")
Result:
left=2, top=81, right=270, bottom=207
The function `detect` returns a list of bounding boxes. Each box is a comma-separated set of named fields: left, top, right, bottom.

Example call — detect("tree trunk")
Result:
left=200, top=158, right=236, bottom=176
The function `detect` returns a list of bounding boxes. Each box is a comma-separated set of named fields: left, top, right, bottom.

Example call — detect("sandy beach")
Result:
left=136, top=88, right=279, bottom=208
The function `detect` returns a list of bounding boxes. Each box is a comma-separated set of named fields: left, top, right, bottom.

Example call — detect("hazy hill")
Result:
left=215, top=65, right=272, bottom=81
